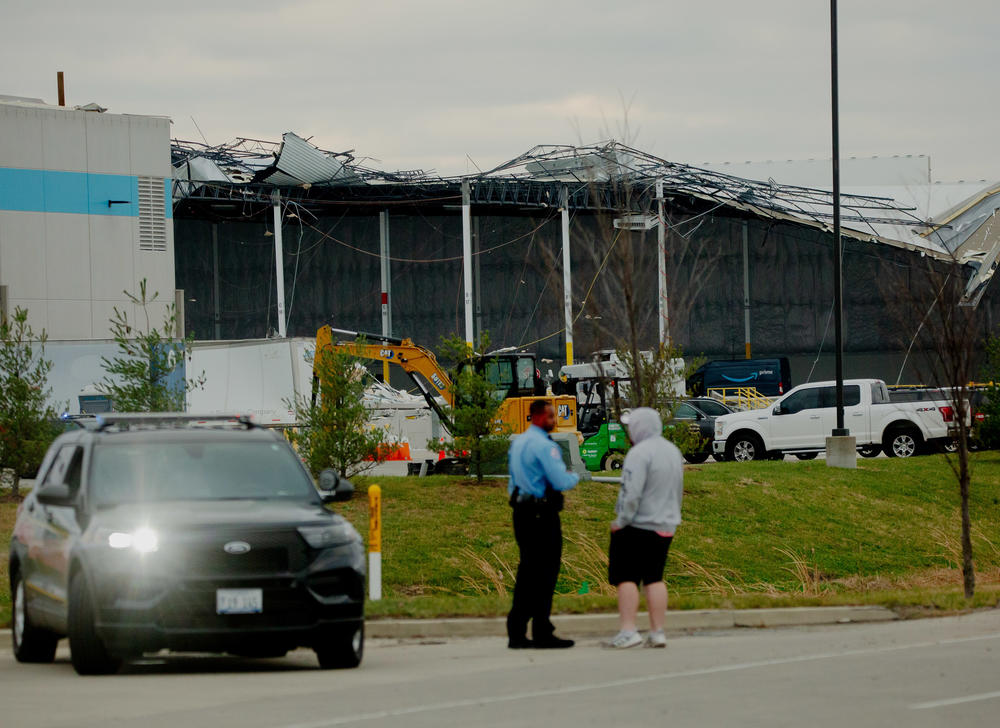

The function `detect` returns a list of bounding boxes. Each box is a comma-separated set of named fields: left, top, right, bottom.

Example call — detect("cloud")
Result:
left=2, top=0, right=998, bottom=180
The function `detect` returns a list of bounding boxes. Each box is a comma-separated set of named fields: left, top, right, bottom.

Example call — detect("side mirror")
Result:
left=318, top=469, right=339, bottom=492
left=318, top=469, right=354, bottom=503
left=773, top=405, right=782, bottom=416
left=36, top=483, right=75, bottom=507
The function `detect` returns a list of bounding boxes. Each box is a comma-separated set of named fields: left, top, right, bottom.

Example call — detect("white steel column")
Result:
left=561, top=186, right=573, bottom=365
left=473, top=217, right=482, bottom=338
left=379, top=210, right=392, bottom=381
left=461, top=180, right=474, bottom=347
left=272, top=190, right=287, bottom=338
left=379, top=210, right=392, bottom=336
left=743, top=221, right=752, bottom=359
left=656, top=178, right=669, bottom=345
left=212, top=223, right=221, bottom=340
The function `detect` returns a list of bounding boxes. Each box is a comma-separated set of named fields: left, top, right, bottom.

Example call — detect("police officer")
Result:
left=506, top=399, right=580, bottom=649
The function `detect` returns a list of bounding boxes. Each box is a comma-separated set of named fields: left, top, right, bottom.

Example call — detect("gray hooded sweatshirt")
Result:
left=613, top=408, right=684, bottom=534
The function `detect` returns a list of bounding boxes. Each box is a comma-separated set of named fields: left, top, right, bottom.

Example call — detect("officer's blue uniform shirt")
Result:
left=508, top=424, right=580, bottom=497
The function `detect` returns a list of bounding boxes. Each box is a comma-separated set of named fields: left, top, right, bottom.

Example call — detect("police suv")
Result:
left=8, top=414, right=365, bottom=675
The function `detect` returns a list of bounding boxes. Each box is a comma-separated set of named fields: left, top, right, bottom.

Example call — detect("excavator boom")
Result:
left=314, top=325, right=578, bottom=435
left=315, top=325, right=454, bottom=424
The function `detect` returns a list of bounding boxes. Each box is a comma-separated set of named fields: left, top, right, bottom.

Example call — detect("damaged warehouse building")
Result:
left=4, top=96, right=996, bottom=413
left=171, top=134, right=999, bottom=384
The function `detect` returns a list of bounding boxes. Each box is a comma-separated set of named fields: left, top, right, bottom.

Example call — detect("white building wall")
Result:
left=0, top=100, right=175, bottom=339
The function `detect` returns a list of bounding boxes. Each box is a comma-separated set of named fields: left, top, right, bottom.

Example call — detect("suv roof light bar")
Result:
left=95, top=413, right=257, bottom=431
left=59, top=413, right=99, bottom=429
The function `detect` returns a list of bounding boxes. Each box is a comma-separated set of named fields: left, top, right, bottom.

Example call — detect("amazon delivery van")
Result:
left=687, top=358, right=791, bottom=397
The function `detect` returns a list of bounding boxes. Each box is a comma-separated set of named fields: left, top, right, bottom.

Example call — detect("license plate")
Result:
left=216, top=588, right=263, bottom=615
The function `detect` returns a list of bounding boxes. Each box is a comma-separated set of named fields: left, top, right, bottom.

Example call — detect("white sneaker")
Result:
left=604, top=630, right=643, bottom=649
left=645, top=630, right=667, bottom=648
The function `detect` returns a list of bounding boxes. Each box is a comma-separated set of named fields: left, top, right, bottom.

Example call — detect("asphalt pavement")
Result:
left=1, top=610, right=998, bottom=727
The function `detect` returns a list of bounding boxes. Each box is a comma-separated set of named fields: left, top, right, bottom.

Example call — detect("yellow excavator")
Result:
left=314, top=325, right=578, bottom=435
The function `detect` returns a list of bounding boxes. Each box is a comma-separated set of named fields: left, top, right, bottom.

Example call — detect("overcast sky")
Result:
left=2, top=1, right=996, bottom=181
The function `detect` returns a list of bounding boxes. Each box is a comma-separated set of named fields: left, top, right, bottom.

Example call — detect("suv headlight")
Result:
left=298, top=522, right=360, bottom=549
left=104, top=527, right=159, bottom=553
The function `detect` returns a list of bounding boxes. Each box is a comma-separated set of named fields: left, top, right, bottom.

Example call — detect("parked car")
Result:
left=671, top=398, right=736, bottom=463
left=712, top=379, right=958, bottom=462
left=9, top=414, right=365, bottom=675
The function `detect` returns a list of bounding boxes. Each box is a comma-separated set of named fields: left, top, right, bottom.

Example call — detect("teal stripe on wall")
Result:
left=0, top=168, right=140, bottom=217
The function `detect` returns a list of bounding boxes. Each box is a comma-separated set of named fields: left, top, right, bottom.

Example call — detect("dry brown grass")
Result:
left=834, top=566, right=1000, bottom=592
left=774, top=546, right=832, bottom=596
left=672, top=552, right=741, bottom=596
left=457, top=546, right=516, bottom=597
left=562, top=532, right=616, bottom=596
left=734, top=476, right=771, bottom=488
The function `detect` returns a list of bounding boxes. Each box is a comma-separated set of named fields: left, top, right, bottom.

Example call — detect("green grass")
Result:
left=343, top=452, right=1000, bottom=618
left=2, top=452, right=1000, bottom=626
left=0, top=496, right=19, bottom=627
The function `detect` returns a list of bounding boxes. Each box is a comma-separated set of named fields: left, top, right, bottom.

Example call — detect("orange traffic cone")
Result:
left=437, top=437, right=447, bottom=461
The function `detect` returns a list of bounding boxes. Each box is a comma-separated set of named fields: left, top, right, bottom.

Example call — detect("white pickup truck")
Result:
left=712, top=378, right=957, bottom=461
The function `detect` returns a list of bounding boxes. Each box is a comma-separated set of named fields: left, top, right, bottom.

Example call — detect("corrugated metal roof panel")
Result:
left=269, top=132, right=357, bottom=186
left=261, top=171, right=302, bottom=187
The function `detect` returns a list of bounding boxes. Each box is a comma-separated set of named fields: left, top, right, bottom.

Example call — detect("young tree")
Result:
left=288, top=344, right=387, bottom=478
left=435, top=333, right=512, bottom=482
left=99, top=279, right=204, bottom=412
left=882, top=255, right=989, bottom=599
left=614, top=342, right=706, bottom=457
left=535, top=123, right=719, bottom=455
left=0, top=308, right=59, bottom=496
left=533, top=130, right=721, bottom=417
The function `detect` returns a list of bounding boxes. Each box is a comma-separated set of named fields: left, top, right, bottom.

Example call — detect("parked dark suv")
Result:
left=671, top=398, right=735, bottom=463
left=8, top=414, right=365, bottom=675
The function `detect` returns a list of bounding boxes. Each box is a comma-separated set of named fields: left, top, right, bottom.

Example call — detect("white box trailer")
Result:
left=43, top=338, right=314, bottom=421
left=44, top=338, right=432, bottom=454
left=45, top=340, right=118, bottom=414
left=186, top=338, right=315, bottom=425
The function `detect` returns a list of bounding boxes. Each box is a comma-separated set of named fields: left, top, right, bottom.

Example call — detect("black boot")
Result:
left=508, top=636, right=534, bottom=649
left=532, top=635, right=574, bottom=649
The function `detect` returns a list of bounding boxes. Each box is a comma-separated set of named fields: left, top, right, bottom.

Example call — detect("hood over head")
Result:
left=622, top=407, right=662, bottom=444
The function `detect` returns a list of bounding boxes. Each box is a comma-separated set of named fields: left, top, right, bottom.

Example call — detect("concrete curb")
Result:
left=0, top=606, right=897, bottom=641
left=367, top=606, right=897, bottom=639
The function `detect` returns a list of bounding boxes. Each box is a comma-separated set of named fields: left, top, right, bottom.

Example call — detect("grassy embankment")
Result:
left=2, top=452, right=999, bottom=626
left=346, top=452, right=1000, bottom=618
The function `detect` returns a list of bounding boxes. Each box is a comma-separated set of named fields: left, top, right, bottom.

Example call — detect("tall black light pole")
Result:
left=830, top=0, right=847, bottom=436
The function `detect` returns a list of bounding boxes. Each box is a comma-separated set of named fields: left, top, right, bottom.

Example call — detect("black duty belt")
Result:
left=509, top=487, right=564, bottom=512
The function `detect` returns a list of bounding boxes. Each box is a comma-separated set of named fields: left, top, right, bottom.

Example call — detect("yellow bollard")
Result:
left=368, top=485, right=382, bottom=601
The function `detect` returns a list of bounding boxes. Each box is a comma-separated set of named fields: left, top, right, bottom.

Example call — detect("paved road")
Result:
left=1, top=611, right=998, bottom=728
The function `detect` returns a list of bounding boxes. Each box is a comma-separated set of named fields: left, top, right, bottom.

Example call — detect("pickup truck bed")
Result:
left=713, top=378, right=957, bottom=461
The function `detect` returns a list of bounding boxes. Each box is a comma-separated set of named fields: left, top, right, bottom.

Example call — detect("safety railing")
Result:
left=707, top=386, right=774, bottom=411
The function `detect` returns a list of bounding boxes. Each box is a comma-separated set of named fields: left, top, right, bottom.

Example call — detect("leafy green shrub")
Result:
left=0, top=308, right=58, bottom=494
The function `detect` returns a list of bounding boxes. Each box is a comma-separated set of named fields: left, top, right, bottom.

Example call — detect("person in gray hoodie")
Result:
left=606, top=407, right=684, bottom=649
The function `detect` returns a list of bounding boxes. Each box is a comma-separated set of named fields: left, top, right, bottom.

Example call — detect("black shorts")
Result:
left=608, top=526, right=673, bottom=586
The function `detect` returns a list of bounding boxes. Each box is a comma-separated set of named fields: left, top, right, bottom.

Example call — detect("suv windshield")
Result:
left=90, top=441, right=316, bottom=506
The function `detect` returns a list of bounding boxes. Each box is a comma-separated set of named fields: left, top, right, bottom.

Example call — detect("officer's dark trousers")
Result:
left=507, top=505, right=562, bottom=641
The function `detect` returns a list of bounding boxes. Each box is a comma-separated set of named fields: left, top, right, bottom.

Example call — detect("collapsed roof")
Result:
left=171, top=137, right=999, bottom=305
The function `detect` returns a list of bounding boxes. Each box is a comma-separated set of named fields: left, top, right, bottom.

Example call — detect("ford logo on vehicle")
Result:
left=224, top=541, right=251, bottom=555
